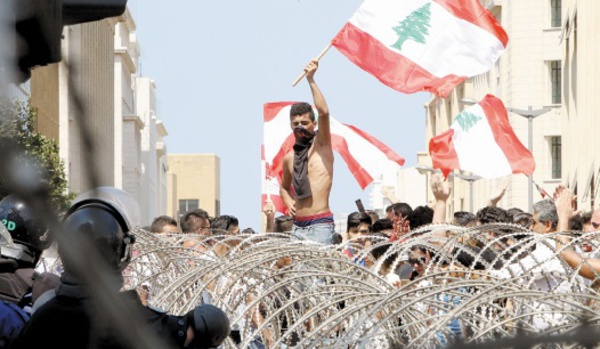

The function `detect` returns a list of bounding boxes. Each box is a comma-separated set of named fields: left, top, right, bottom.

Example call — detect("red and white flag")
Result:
left=263, top=102, right=405, bottom=213
left=261, top=145, right=287, bottom=215
left=429, top=94, right=535, bottom=179
left=331, top=0, right=508, bottom=97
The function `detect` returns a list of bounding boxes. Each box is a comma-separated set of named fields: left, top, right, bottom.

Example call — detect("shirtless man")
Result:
left=280, top=59, right=334, bottom=244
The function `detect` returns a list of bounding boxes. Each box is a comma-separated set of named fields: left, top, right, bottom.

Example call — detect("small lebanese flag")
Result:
left=264, top=102, right=405, bottom=195
left=331, top=0, right=508, bottom=97
left=534, top=180, right=552, bottom=199
left=261, top=145, right=287, bottom=215
left=429, top=94, right=535, bottom=178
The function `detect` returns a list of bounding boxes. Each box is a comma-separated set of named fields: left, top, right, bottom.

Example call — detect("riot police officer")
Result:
left=9, top=187, right=230, bottom=349
left=0, top=194, right=59, bottom=348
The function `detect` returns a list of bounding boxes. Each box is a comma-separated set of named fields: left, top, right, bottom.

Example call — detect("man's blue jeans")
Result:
left=292, top=223, right=335, bottom=245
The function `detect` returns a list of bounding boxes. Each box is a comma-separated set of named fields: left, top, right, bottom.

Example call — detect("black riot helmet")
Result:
left=0, top=194, right=51, bottom=265
left=187, top=304, right=231, bottom=348
left=61, top=187, right=139, bottom=272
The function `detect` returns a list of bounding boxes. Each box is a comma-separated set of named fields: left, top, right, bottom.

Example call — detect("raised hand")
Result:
left=488, top=176, right=509, bottom=207
left=431, top=172, right=451, bottom=202
left=263, top=200, right=275, bottom=217
left=381, top=186, right=398, bottom=204
left=304, top=59, right=319, bottom=80
left=554, top=185, right=577, bottom=222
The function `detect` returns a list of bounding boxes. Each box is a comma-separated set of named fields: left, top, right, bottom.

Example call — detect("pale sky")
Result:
left=129, top=0, right=430, bottom=229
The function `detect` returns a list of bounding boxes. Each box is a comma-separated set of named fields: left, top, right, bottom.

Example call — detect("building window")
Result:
left=551, top=61, right=561, bottom=104
left=550, top=136, right=561, bottom=179
left=179, top=199, right=199, bottom=215
left=429, top=107, right=437, bottom=136
left=444, top=98, right=450, bottom=123
left=551, top=0, right=561, bottom=28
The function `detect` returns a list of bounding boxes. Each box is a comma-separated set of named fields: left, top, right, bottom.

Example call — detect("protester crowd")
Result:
left=0, top=176, right=595, bottom=348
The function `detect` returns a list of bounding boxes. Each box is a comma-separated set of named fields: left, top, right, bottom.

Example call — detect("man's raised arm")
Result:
left=305, top=59, right=330, bottom=146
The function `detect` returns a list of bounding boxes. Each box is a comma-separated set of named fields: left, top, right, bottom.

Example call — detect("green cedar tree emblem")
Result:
left=454, top=111, right=482, bottom=132
left=390, top=2, right=432, bottom=51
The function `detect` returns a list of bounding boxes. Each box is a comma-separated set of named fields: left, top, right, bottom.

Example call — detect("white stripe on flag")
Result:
left=349, top=0, right=505, bottom=78
left=330, top=120, right=397, bottom=180
left=451, top=104, right=512, bottom=178
left=263, top=105, right=292, bottom=165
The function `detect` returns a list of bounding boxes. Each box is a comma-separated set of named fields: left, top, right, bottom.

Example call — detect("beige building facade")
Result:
left=30, top=7, right=171, bottom=223
left=114, top=9, right=140, bottom=194
left=420, top=0, right=567, bottom=218
left=32, top=19, right=118, bottom=193
left=167, top=154, right=220, bottom=219
left=561, top=0, right=600, bottom=211
left=137, top=77, right=169, bottom=226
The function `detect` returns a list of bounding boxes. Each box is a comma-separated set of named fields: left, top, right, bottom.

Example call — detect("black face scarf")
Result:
left=292, top=126, right=316, bottom=199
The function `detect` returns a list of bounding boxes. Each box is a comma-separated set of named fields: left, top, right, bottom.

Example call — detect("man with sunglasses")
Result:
left=180, top=209, right=212, bottom=251
left=407, top=246, right=432, bottom=280
left=488, top=194, right=584, bottom=330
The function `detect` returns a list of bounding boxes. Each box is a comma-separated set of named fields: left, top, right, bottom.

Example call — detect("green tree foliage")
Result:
left=0, top=99, right=75, bottom=213
left=391, top=2, right=432, bottom=51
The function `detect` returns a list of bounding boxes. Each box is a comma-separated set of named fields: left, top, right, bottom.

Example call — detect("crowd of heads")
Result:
left=3, top=180, right=600, bottom=348
left=330, top=191, right=600, bottom=284
left=4, top=182, right=598, bottom=287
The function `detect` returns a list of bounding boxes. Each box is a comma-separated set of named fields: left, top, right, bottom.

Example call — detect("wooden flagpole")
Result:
left=291, top=43, right=333, bottom=87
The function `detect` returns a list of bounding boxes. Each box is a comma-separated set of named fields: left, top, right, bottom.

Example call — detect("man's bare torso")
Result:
left=283, top=141, right=333, bottom=217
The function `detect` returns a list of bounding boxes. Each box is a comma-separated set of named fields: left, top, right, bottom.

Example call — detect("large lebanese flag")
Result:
left=331, top=0, right=508, bottom=97
left=429, top=94, right=535, bottom=179
left=263, top=102, right=404, bottom=213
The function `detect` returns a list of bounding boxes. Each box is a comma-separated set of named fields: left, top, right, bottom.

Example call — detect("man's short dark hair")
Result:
left=568, top=214, right=583, bottom=231
left=149, top=215, right=178, bottom=233
left=386, top=203, right=413, bottom=218
left=370, top=240, right=392, bottom=260
left=370, top=239, right=399, bottom=270
left=290, top=102, right=315, bottom=121
left=347, top=212, right=372, bottom=231
left=408, top=206, right=434, bottom=230
left=372, top=219, right=394, bottom=233
left=274, top=215, right=293, bottom=233
left=211, top=215, right=239, bottom=235
left=453, top=211, right=477, bottom=227
left=476, top=206, right=510, bottom=224
left=506, top=207, right=524, bottom=220
left=366, top=210, right=379, bottom=224
left=241, top=227, right=256, bottom=234
left=513, top=212, right=534, bottom=228
left=581, top=211, right=593, bottom=225
left=180, top=209, right=210, bottom=233
left=332, top=233, right=343, bottom=245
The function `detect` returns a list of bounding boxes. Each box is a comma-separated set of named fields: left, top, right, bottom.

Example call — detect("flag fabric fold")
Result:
left=331, top=0, right=508, bottom=97
left=263, top=102, right=405, bottom=213
left=429, top=94, right=535, bottom=179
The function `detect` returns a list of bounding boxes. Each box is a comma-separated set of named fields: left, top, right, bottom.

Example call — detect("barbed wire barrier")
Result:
left=39, top=224, right=600, bottom=348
